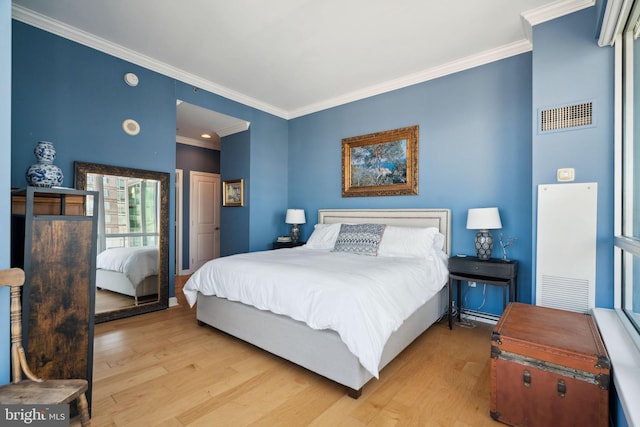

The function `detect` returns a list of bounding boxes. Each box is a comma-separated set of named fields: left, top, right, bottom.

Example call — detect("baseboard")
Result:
left=460, top=309, right=500, bottom=325
left=169, top=296, right=179, bottom=307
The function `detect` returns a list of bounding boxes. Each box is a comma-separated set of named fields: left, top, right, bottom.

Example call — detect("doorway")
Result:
left=189, top=171, right=221, bottom=271
left=175, top=100, right=250, bottom=274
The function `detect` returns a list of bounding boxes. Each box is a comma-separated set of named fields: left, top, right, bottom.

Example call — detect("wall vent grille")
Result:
left=537, top=275, right=590, bottom=312
left=536, top=183, right=597, bottom=313
left=540, top=101, right=593, bottom=132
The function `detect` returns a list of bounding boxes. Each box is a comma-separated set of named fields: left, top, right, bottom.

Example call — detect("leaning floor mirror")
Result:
left=74, top=161, right=170, bottom=323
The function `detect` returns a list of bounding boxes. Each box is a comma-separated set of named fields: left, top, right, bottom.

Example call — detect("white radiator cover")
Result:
left=536, top=183, right=597, bottom=313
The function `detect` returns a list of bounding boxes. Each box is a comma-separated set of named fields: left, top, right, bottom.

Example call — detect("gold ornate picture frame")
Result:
left=342, top=125, right=419, bottom=197
left=223, top=179, right=244, bottom=207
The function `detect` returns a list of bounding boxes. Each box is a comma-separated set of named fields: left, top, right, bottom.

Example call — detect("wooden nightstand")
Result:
left=272, top=241, right=305, bottom=249
left=447, top=256, right=518, bottom=329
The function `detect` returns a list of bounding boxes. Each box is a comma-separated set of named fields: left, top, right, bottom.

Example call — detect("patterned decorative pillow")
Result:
left=332, top=223, right=386, bottom=256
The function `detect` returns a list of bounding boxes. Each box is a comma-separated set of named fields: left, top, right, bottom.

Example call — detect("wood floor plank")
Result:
left=248, top=380, right=343, bottom=426
left=306, top=396, right=367, bottom=427
left=73, top=277, right=504, bottom=426
left=93, top=365, right=170, bottom=401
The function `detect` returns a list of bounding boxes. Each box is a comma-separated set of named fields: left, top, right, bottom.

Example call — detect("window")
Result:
left=85, top=174, right=160, bottom=250
left=618, top=1, right=640, bottom=337
left=594, top=2, right=640, bottom=424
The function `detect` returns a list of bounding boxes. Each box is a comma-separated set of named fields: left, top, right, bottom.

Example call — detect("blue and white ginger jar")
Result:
left=26, top=141, right=64, bottom=187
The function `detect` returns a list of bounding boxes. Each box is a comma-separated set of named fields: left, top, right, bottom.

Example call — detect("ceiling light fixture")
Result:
left=201, top=133, right=212, bottom=139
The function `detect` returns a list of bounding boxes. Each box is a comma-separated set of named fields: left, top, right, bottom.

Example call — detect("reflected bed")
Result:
left=96, top=246, right=158, bottom=305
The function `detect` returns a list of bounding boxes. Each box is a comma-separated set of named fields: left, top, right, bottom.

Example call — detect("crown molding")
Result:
left=176, top=135, right=221, bottom=151
left=13, top=1, right=597, bottom=120
left=292, top=0, right=595, bottom=119
left=288, top=39, right=532, bottom=119
left=521, top=0, right=595, bottom=41
left=216, top=121, right=250, bottom=138
left=11, top=4, right=290, bottom=120
left=522, top=0, right=595, bottom=26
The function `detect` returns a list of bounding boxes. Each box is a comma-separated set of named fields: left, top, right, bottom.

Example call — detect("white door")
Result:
left=189, top=171, right=221, bottom=272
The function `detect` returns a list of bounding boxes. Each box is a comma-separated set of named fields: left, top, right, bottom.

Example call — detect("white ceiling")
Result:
left=175, top=100, right=249, bottom=145
left=12, top=0, right=594, bottom=137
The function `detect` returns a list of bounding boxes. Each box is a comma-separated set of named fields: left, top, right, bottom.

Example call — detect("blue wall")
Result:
left=7, top=8, right=615, bottom=321
left=532, top=7, right=614, bottom=308
left=11, top=21, right=178, bottom=295
left=173, top=84, right=288, bottom=255
left=289, top=54, right=533, bottom=316
left=10, top=21, right=289, bottom=295
left=221, top=130, right=251, bottom=256
left=4, top=4, right=624, bottom=424
left=247, top=113, right=289, bottom=251
left=287, top=5, right=615, bottom=315
left=1, top=0, right=11, bottom=385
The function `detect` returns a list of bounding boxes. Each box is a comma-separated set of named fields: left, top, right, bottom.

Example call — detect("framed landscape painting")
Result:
left=341, top=125, right=419, bottom=197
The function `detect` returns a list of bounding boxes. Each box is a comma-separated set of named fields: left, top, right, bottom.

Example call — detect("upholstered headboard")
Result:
left=318, top=209, right=451, bottom=255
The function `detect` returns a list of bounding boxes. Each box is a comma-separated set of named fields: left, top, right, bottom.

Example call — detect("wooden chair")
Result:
left=0, top=268, right=91, bottom=426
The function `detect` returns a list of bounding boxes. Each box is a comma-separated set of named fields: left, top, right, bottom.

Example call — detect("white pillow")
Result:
left=378, top=226, right=444, bottom=258
left=305, top=223, right=342, bottom=249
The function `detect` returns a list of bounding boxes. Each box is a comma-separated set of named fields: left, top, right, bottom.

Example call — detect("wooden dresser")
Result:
left=11, top=187, right=99, bottom=414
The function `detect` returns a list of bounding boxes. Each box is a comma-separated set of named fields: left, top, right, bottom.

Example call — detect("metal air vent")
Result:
left=540, top=101, right=593, bottom=132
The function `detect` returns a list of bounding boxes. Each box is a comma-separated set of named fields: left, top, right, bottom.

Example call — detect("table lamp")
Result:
left=285, top=209, right=306, bottom=242
left=466, top=207, right=502, bottom=260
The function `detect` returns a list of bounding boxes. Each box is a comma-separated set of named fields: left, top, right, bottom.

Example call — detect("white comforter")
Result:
left=183, top=247, right=449, bottom=377
left=97, top=246, right=158, bottom=287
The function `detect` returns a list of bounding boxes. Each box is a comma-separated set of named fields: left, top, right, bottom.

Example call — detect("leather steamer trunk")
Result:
left=490, top=303, right=609, bottom=427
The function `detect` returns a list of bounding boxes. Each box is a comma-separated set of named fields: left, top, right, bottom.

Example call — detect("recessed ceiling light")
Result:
left=201, top=133, right=212, bottom=139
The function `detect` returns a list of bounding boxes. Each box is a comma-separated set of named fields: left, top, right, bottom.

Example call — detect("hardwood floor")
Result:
left=80, top=276, right=503, bottom=426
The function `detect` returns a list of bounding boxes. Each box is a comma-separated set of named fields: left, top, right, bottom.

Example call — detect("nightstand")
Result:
left=447, top=256, right=518, bottom=329
left=272, top=241, right=305, bottom=249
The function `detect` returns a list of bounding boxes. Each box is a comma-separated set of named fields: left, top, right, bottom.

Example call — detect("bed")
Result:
left=183, top=208, right=451, bottom=397
left=96, top=246, right=159, bottom=305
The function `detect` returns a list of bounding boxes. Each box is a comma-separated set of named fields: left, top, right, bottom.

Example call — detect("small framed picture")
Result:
left=223, top=179, right=244, bottom=207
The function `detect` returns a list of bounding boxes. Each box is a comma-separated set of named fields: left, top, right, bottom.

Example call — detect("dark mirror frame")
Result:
left=74, top=161, right=170, bottom=323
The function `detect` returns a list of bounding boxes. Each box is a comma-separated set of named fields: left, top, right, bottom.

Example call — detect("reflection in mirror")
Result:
left=75, top=161, right=169, bottom=323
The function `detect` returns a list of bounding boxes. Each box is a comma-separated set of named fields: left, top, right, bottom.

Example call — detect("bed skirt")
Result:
left=196, top=286, right=446, bottom=395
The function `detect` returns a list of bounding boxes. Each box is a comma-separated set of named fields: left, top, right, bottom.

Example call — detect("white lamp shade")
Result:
left=285, top=209, right=306, bottom=224
left=466, top=207, right=502, bottom=230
